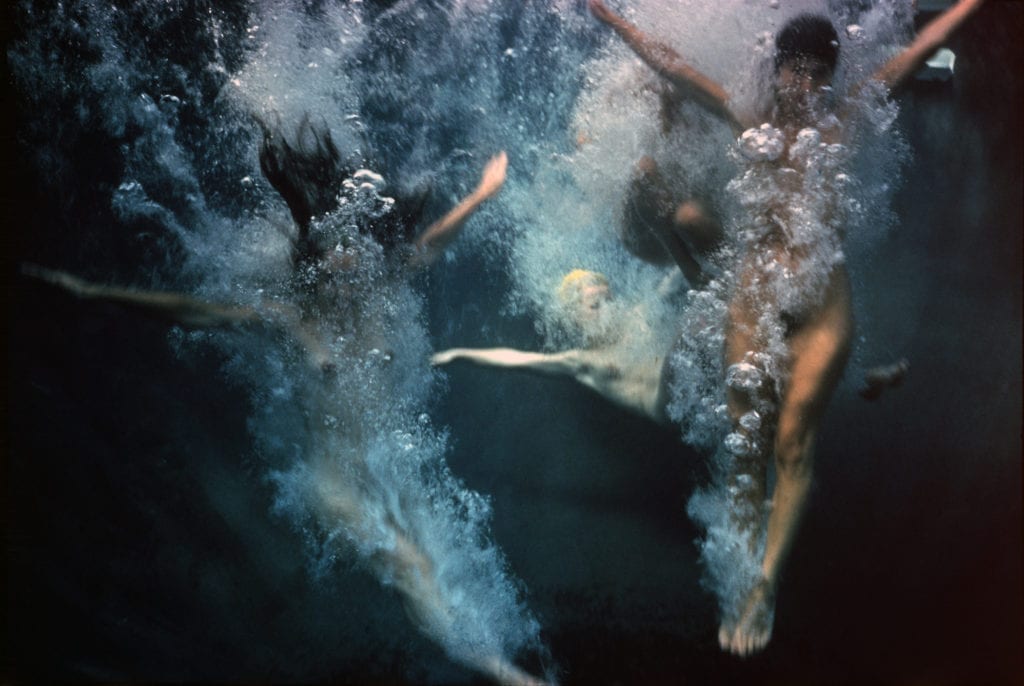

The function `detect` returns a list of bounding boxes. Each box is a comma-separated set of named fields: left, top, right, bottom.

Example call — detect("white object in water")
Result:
left=916, top=47, right=956, bottom=81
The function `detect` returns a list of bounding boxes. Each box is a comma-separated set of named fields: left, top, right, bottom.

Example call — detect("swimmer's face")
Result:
left=576, top=281, right=612, bottom=324
left=567, top=278, right=620, bottom=346
left=774, top=57, right=834, bottom=118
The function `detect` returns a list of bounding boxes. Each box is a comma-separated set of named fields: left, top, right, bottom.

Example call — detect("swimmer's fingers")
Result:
left=430, top=349, right=458, bottom=366
left=21, top=263, right=97, bottom=298
left=477, top=151, right=508, bottom=199
left=587, top=0, right=617, bottom=25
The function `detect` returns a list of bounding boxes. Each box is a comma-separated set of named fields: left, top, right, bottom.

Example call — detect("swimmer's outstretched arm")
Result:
left=408, top=151, right=508, bottom=268
left=433, top=347, right=586, bottom=381
left=587, top=0, right=745, bottom=133
left=22, top=263, right=261, bottom=329
left=869, top=0, right=986, bottom=93
left=22, top=264, right=334, bottom=370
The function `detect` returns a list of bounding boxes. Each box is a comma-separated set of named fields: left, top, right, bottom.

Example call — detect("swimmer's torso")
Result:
left=572, top=311, right=672, bottom=424
left=732, top=110, right=849, bottom=322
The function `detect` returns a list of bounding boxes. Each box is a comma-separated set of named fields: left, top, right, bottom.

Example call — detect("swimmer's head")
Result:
left=259, top=114, right=352, bottom=234
left=772, top=15, right=839, bottom=119
left=556, top=269, right=617, bottom=346
left=774, top=15, right=840, bottom=76
left=557, top=269, right=609, bottom=305
left=258, top=114, right=427, bottom=266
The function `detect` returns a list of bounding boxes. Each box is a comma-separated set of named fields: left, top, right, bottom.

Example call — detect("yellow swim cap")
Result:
left=557, top=269, right=608, bottom=304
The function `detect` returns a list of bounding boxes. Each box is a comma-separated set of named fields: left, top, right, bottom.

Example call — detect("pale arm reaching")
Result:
left=22, top=264, right=261, bottom=328
left=588, top=0, right=745, bottom=133
left=408, top=152, right=508, bottom=268
left=22, top=263, right=335, bottom=370
left=432, top=347, right=583, bottom=377
left=869, top=0, right=986, bottom=94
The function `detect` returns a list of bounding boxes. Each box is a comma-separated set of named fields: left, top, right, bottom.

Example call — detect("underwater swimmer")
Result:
left=589, top=0, right=986, bottom=657
left=25, top=122, right=509, bottom=371
left=433, top=269, right=686, bottom=424
left=23, top=119, right=550, bottom=686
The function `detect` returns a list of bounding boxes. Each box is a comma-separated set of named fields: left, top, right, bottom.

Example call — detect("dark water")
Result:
left=5, top=1, right=1022, bottom=684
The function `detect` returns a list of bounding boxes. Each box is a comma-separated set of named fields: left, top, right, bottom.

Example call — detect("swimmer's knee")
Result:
left=673, top=200, right=722, bottom=253
left=673, top=200, right=707, bottom=227
left=774, top=423, right=814, bottom=477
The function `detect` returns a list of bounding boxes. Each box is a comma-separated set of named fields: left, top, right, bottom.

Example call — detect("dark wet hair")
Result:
left=258, top=114, right=428, bottom=266
left=258, top=114, right=351, bottom=264
left=774, top=14, right=840, bottom=73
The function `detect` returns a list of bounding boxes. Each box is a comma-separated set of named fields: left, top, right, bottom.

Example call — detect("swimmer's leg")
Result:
left=726, top=268, right=853, bottom=657
left=717, top=268, right=776, bottom=650
left=314, top=473, right=550, bottom=686
left=374, top=526, right=552, bottom=686
left=722, top=266, right=778, bottom=536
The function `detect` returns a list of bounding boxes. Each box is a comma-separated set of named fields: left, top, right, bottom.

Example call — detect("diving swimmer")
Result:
left=24, top=116, right=549, bottom=686
left=588, top=0, right=987, bottom=657
left=433, top=269, right=686, bottom=425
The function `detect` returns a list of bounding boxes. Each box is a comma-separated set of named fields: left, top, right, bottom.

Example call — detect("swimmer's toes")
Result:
left=733, top=634, right=746, bottom=657
left=718, top=624, right=732, bottom=650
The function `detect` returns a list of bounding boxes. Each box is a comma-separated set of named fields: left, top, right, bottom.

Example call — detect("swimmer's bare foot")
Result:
left=859, top=358, right=909, bottom=401
left=719, top=577, right=775, bottom=658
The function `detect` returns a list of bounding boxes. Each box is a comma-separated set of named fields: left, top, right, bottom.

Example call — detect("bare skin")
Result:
left=433, top=272, right=685, bottom=424
left=24, top=153, right=550, bottom=686
left=24, top=153, right=508, bottom=369
left=590, top=0, right=986, bottom=656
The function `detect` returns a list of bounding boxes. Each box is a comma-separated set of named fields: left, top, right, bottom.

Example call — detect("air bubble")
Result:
left=726, top=362, right=763, bottom=391
left=724, top=432, right=752, bottom=456
left=734, top=473, right=755, bottom=489
left=738, top=124, right=785, bottom=162
left=739, top=411, right=761, bottom=432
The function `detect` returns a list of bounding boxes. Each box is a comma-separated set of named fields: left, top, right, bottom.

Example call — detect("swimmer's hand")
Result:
left=22, top=263, right=100, bottom=298
left=587, top=0, right=620, bottom=26
left=431, top=349, right=460, bottom=366
left=409, top=153, right=507, bottom=268
left=475, top=151, right=508, bottom=200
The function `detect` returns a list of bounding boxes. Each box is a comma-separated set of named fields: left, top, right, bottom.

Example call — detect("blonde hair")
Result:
left=557, top=269, right=608, bottom=305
